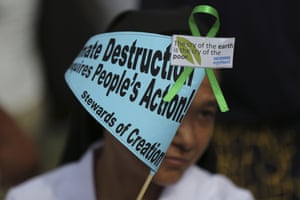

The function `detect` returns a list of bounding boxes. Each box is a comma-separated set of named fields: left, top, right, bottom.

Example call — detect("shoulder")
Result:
left=5, top=165, right=73, bottom=200
left=5, top=143, right=98, bottom=200
left=160, top=165, right=254, bottom=200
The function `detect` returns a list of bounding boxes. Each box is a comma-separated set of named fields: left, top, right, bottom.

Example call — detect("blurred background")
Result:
left=0, top=0, right=299, bottom=199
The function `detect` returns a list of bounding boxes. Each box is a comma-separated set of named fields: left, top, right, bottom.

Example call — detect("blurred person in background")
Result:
left=0, top=0, right=44, bottom=136
left=0, top=0, right=43, bottom=195
left=0, top=107, right=40, bottom=193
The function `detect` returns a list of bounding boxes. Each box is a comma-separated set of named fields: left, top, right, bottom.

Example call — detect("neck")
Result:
left=94, top=140, right=163, bottom=200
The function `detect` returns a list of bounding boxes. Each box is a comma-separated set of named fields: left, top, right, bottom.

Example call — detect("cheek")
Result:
left=193, top=124, right=214, bottom=158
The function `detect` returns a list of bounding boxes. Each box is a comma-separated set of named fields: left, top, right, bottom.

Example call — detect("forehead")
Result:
left=192, top=76, right=216, bottom=105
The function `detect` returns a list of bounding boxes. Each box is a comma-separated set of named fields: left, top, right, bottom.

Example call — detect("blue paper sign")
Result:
left=65, top=32, right=205, bottom=173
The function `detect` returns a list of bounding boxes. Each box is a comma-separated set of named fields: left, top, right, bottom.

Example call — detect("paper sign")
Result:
left=171, top=35, right=235, bottom=68
left=65, top=32, right=205, bottom=173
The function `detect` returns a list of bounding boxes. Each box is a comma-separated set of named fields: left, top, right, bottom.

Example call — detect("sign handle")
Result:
left=136, top=170, right=154, bottom=200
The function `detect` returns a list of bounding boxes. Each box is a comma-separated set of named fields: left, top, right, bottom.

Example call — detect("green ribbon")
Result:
left=163, top=5, right=229, bottom=112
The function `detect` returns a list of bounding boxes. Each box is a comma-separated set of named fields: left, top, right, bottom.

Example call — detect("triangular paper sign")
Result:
left=65, top=31, right=205, bottom=173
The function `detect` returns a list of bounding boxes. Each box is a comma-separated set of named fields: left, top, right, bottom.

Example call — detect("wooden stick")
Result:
left=136, top=171, right=154, bottom=200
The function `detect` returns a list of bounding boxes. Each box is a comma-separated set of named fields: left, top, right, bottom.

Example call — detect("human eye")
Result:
left=196, top=108, right=216, bottom=121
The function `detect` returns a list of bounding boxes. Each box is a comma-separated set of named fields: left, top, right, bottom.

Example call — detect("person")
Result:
left=0, top=0, right=45, bottom=139
left=5, top=7, right=254, bottom=200
left=5, top=76, right=253, bottom=200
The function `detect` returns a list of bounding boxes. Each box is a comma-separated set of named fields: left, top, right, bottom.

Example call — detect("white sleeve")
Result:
left=5, top=178, right=57, bottom=200
left=160, top=166, right=255, bottom=200
left=205, top=174, right=255, bottom=200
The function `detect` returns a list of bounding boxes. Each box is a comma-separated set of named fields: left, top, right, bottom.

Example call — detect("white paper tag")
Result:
left=171, top=35, right=235, bottom=68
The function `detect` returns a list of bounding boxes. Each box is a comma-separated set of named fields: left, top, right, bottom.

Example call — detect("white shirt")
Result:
left=5, top=143, right=254, bottom=200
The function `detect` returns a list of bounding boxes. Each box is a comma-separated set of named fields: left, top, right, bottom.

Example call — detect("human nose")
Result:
left=172, top=118, right=195, bottom=151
